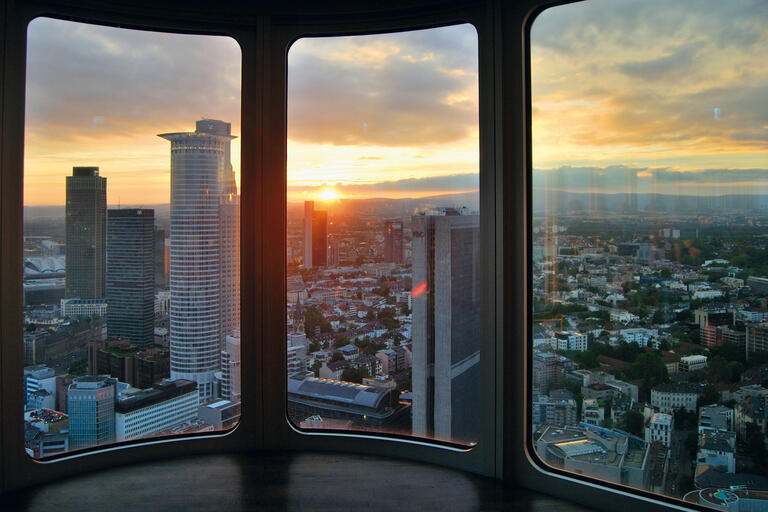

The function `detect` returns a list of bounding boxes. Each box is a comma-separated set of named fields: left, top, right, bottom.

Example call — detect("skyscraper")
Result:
left=303, top=201, right=327, bottom=268
left=159, top=120, right=238, bottom=402
left=65, top=166, right=106, bottom=299
left=383, top=220, right=404, bottom=263
left=411, top=210, right=480, bottom=443
left=107, top=209, right=155, bottom=347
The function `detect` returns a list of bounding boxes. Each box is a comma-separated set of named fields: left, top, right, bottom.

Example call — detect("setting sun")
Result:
left=316, top=187, right=342, bottom=201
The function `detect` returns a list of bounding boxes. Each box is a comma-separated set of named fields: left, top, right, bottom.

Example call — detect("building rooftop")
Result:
left=287, top=374, right=390, bottom=409
left=116, top=379, right=196, bottom=414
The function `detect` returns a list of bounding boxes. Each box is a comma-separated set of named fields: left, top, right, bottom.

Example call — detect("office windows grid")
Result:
left=530, top=0, right=768, bottom=508
left=22, top=17, right=242, bottom=458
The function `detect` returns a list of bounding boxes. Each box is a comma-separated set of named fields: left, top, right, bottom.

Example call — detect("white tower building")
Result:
left=159, top=120, right=238, bottom=402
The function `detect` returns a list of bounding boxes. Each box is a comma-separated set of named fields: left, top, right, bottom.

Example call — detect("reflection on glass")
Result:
left=286, top=25, right=480, bottom=445
left=22, top=18, right=241, bottom=458
left=531, top=0, right=768, bottom=507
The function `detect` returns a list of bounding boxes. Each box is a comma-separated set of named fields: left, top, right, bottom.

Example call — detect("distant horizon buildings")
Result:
left=411, top=209, right=480, bottom=443
left=159, top=119, right=239, bottom=402
left=303, top=200, right=327, bottom=268
left=65, top=166, right=106, bottom=299
left=106, top=208, right=155, bottom=348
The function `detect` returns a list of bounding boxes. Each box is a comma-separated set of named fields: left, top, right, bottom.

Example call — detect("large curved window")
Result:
left=285, top=24, right=481, bottom=446
left=530, top=0, right=768, bottom=507
left=22, top=17, right=242, bottom=458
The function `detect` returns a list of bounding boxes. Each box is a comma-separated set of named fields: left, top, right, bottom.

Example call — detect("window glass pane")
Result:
left=286, top=25, right=480, bottom=445
left=531, top=0, right=768, bottom=506
left=23, top=18, right=241, bottom=458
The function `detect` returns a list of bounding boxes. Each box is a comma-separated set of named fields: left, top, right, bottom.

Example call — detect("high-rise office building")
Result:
left=411, top=210, right=480, bottom=443
left=65, top=166, right=107, bottom=299
left=154, top=228, right=167, bottom=288
left=328, top=236, right=340, bottom=266
left=159, top=120, right=238, bottom=402
left=67, top=376, right=116, bottom=449
left=383, top=220, right=404, bottom=263
left=220, top=332, right=241, bottom=401
left=303, top=201, right=328, bottom=268
left=107, top=209, right=155, bottom=347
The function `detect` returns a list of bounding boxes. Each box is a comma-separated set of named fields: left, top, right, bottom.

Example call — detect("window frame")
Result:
left=0, top=0, right=721, bottom=510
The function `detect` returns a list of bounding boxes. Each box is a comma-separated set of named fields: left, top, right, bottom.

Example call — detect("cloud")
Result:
left=288, top=25, right=478, bottom=146
left=289, top=173, right=478, bottom=196
left=616, top=43, right=700, bottom=81
left=534, top=165, right=768, bottom=195
left=25, top=18, right=242, bottom=144
left=531, top=0, right=768, bottom=164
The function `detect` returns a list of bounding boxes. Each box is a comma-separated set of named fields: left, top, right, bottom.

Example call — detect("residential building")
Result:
left=582, top=398, right=604, bottom=426
left=698, top=405, right=734, bottom=433
left=60, top=298, right=107, bottom=318
left=532, top=396, right=578, bottom=428
left=697, top=430, right=736, bottom=473
left=650, top=383, right=699, bottom=413
left=533, top=352, right=564, bottom=392
left=746, top=323, right=768, bottom=360
left=678, top=355, right=708, bottom=373
left=645, top=413, right=673, bottom=447
left=555, top=331, right=588, bottom=352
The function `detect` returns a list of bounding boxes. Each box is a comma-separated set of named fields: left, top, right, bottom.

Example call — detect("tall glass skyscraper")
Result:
left=106, top=208, right=155, bottom=347
left=303, top=201, right=327, bottom=268
left=65, top=166, right=107, bottom=299
left=411, top=211, right=480, bottom=444
left=159, top=120, right=239, bottom=402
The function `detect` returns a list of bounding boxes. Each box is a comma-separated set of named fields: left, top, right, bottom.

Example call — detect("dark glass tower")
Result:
left=107, top=209, right=155, bottom=347
left=383, top=220, right=404, bottom=263
left=311, top=209, right=328, bottom=267
left=65, top=166, right=107, bottom=299
left=411, top=211, right=480, bottom=444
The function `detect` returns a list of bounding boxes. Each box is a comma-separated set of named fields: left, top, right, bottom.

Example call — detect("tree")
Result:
left=333, top=334, right=349, bottom=349
left=25, top=323, right=37, bottom=332
left=574, top=350, right=599, bottom=369
left=310, top=360, right=321, bottom=377
left=330, top=351, right=344, bottom=362
left=746, top=422, right=768, bottom=472
left=624, top=410, right=644, bottom=436
left=341, top=366, right=369, bottom=384
left=700, top=384, right=720, bottom=405
left=304, top=306, right=331, bottom=337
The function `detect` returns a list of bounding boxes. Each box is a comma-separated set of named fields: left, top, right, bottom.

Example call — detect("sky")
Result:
left=23, top=1, right=767, bottom=206
left=532, top=0, right=768, bottom=196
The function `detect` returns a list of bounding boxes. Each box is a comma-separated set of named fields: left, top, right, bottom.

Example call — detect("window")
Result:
left=530, top=0, right=768, bottom=508
left=22, top=17, right=242, bottom=458
left=285, top=25, right=481, bottom=446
